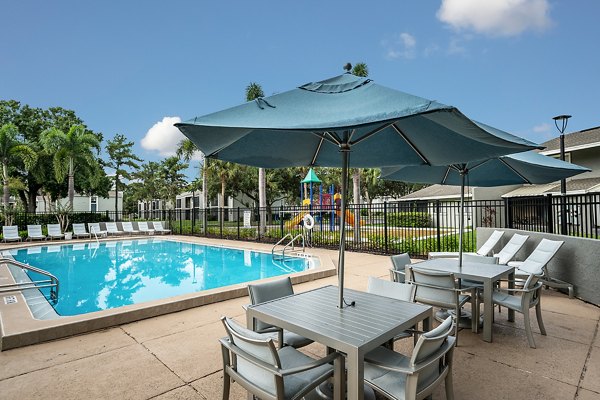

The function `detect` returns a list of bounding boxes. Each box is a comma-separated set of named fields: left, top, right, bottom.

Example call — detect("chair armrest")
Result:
left=281, top=351, right=342, bottom=376
left=493, top=282, right=543, bottom=294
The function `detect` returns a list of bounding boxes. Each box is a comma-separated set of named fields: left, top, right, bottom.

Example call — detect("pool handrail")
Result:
left=0, top=258, right=59, bottom=303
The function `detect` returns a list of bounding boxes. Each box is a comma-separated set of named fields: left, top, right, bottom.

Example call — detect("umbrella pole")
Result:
left=458, top=170, right=465, bottom=268
left=338, top=145, right=350, bottom=308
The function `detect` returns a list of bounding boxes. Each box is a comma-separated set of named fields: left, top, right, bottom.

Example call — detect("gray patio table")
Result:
left=246, top=285, right=433, bottom=400
left=411, top=258, right=515, bottom=342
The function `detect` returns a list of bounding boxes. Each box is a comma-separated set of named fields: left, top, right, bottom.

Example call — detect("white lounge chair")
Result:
left=72, top=223, right=91, bottom=239
left=152, top=221, right=171, bottom=235
left=2, top=226, right=22, bottom=242
left=137, top=221, right=154, bottom=235
left=27, top=225, right=46, bottom=241
left=121, top=221, right=139, bottom=235
left=494, top=233, right=529, bottom=265
left=88, top=223, right=107, bottom=238
left=47, top=224, right=64, bottom=240
left=105, top=222, right=125, bottom=236
left=429, top=229, right=505, bottom=260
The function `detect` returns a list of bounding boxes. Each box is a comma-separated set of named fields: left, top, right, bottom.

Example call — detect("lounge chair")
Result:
left=105, top=222, right=125, bottom=236
left=137, top=221, right=154, bottom=235
left=429, top=229, right=505, bottom=260
left=494, top=233, right=529, bottom=265
left=88, top=223, right=108, bottom=237
left=364, top=316, right=455, bottom=400
left=27, top=225, right=46, bottom=241
left=47, top=224, right=64, bottom=240
left=2, top=226, right=22, bottom=242
left=121, top=221, right=139, bottom=235
left=72, top=223, right=91, bottom=239
left=151, top=221, right=171, bottom=235
left=219, top=316, right=342, bottom=400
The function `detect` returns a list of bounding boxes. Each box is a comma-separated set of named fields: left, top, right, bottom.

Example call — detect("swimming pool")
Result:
left=7, top=239, right=314, bottom=316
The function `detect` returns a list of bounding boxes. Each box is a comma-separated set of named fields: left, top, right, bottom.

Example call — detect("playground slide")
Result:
left=285, top=213, right=304, bottom=229
left=336, top=210, right=358, bottom=226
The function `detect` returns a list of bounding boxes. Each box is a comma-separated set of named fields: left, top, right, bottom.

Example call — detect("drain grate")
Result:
left=4, top=295, right=18, bottom=304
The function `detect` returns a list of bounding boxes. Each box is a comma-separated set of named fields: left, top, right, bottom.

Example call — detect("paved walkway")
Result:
left=0, top=239, right=598, bottom=399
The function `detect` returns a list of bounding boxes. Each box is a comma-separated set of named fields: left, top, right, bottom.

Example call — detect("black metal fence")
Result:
left=3, top=192, right=599, bottom=258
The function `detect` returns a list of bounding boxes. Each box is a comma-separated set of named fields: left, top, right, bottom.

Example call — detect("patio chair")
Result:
left=72, top=223, right=91, bottom=239
left=220, top=316, right=342, bottom=400
left=88, top=222, right=108, bottom=237
left=489, top=273, right=546, bottom=348
left=494, top=233, right=529, bottom=265
left=151, top=221, right=171, bottom=235
left=105, top=222, right=125, bottom=236
left=26, top=225, right=46, bottom=241
left=409, top=266, right=476, bottom=345
left=121, top=221, right=139, bottom=235
left=367, top=276, right=417, bottom=343
left=137, top=221, right=154, bottom=235
left=47, top=224, right=64, bottom=240
left=247, top=277, right=313, bottom=349
left=389, top=253, right=412, bottom=283
left=429, top=229, right=505, bottom=260
left=364, top=316, right=456, bottom=400
left=508, top=239, right=567, bottom=293
left=2, top=225, right=22, bottom=242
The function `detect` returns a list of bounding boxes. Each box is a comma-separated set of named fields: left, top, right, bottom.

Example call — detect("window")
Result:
left=90, top=196, right=98, bottom=212
left=176, top=199, right=182, bottom=209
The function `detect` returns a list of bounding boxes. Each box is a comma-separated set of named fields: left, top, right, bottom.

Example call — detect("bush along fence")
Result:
left=2, top=192, right=599, bottom=258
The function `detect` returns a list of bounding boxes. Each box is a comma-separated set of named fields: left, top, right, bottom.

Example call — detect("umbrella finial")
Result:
left=343, top=62, right=352, bottom=72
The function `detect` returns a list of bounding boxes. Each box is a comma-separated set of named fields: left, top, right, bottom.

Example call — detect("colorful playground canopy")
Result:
left=301, top=168, right=322, bottom=184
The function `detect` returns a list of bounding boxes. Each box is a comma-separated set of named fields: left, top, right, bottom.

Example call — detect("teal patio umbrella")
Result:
left=175, top=73, right=540, bottom=308
left=380, top=151, right=589, bottom=266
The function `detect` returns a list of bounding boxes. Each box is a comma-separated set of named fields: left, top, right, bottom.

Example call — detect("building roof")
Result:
left=399, top=184, right=473, bottom=201
left=502, top=177, right=600, bottom=198
left=540, top=126, right=600, bottom=155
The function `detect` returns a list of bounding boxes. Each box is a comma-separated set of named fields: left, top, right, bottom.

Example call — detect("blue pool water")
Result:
left=8, top=239, right=312, bottom=316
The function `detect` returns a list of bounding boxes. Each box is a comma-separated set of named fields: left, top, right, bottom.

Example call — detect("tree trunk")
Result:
left=220, top=176, right=226, bottom=224
left=2, top=163, right=9, bottom=207
left=259, top=168, right=266, bottom=234
left=68, top=157, right=75, bottom=208
left=352, top=169, right=361, bottom=242
left=115, top=172, right=120, bottom=216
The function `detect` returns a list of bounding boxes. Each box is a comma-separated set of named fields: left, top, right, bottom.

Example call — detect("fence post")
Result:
left=546, top=194, right=554, bottom=233
left=192, top=206, right=195, bottom=235
left=220, top=208, right=223, bottom=238
left=280, top=206, right=284, bottom=238
left=435, top=200, right=441, bottom=252
left=237, top=207, right=240, bottom=240
left=504, top=197, right=513, bottom=228
left=384, top=202, right=389, bottom=254
left=203, top=207, right=207, bottom=235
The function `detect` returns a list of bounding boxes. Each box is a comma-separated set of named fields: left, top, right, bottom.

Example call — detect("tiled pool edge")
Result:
left=0, top=237, right=336, bottom=350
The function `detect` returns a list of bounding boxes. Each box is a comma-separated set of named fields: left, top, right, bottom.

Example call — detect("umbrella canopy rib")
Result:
left=498, top=158, right=533, bottom=184
left=391, top=124, right=431, bottom=165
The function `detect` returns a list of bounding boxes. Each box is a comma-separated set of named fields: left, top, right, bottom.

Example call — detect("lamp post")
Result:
left=553, top=114, right=571, bottom=235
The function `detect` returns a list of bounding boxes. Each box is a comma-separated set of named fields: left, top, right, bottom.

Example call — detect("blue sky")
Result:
left=2, top=0, right=599, bottom=179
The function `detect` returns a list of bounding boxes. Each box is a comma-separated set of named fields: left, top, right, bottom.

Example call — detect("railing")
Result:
left=0, top=258, right=59, bottom=303
left=272, top=233, right=305, bottom=261
left=1, top=192, right=598, bottom=258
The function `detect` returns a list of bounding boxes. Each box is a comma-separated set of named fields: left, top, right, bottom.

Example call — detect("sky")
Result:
left=2, top=0, right=600, bottom=179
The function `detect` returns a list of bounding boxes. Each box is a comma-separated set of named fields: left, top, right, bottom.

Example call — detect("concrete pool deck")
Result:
left=0, top=237, right=599, bottom=399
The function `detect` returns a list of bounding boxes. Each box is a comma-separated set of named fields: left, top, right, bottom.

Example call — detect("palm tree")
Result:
left=246, top=82, right=267, bottom=233
left=0, top=123, right=37, bottom=207
left=40, top=125, right=101, bottom=208
left=176, top=138, right=207, bottom=232
left=350, top=63, right=369, bottom=232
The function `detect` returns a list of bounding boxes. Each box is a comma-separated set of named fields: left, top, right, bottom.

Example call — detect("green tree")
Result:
left=40, top=125, right=101, bottom=208
left=245, top=82, right=267, bottom=231
left=0, top=123, right=37, bottom=206
left=159, top=156, right=189, bottom=208
left=351, top=62, right=369, bottom=77
left=176, top=138, right=207, bottom=212
left=106, top=134, right=142, bottom=215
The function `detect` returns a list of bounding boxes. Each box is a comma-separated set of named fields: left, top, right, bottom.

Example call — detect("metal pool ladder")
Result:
left=0, top=258, right=59, bottom=303
left=272, top=233, right=305, bottom=261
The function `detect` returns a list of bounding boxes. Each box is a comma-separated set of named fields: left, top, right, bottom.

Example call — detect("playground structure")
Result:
left=285, top=168, right=358, bottom=230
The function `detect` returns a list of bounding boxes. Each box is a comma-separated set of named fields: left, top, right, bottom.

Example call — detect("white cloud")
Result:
left=532, top=123, right=551, bottom=133
left=437, top=0, right=551, bottom=37
left=383, top=32, right=417, bottom=60
left=140, top=116, right=202, bottom=161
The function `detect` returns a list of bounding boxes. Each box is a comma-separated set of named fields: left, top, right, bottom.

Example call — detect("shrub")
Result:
left=387, top=212, right=431, bottom=228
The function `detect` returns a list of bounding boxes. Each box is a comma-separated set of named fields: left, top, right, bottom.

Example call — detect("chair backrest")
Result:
left=138, top=221, right=149, bottom=230
left=106, top=222, right=119, bottom=232
left=496, top=233, right=529, bottom=265
left=47, top=224, right=62, bottom=235
left=27, top=225, right=43, bottom=236
left=122, top=221, right=134, bottom=231
left=518, top=239, right=564, bottom=275
left=73, top=223, right=87, bottom=234
left=367, top=276, right=415, bottom=302
left=88, top=223, right=102, bottom=233
left=221, top=316, right=281, bottom=397
left=410, top=316, right=455, bottom=394
left=2, top=225, right=19, bottom=239
left=390, top=253, right=411, bottom=283
left=154, top=221, right=165, bottom=230
left=248, top=277, right=294, bottom=331
left=462, top=253, right=499, bottom=264
left=476, top=230, right=505, bottom=256
left=410, top=267, right=457, bottom=309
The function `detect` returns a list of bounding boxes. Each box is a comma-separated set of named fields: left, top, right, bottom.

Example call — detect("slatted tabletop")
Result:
left=247, top=285, right=432, bottom=400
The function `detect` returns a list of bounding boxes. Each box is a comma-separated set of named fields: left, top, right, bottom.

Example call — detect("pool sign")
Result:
left=243, top=210, right=252, bottom=228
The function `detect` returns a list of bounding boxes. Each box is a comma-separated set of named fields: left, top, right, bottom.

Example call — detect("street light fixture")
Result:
left=553, top=114, right=571, bottom=235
